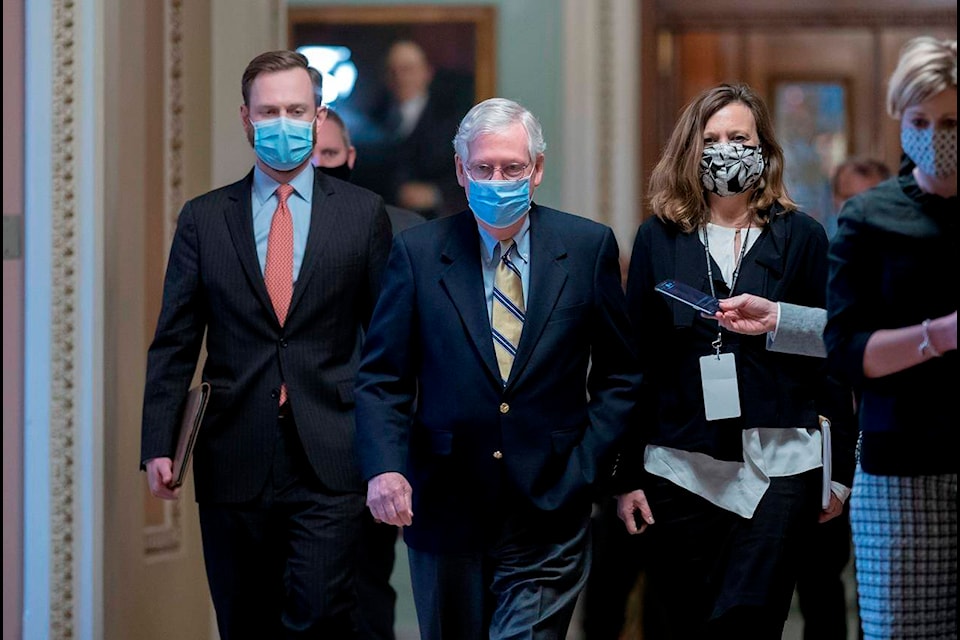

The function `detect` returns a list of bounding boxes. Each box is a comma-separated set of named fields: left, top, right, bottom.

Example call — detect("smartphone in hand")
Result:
left=654, top=279, right=720, bottom=315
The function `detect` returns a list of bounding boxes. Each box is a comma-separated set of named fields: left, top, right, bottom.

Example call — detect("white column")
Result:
left=24, top=0, right=105, bottom=638
left=561, top=0, right=600, bottom=221
left=608, top=0, right=640, bottom=256
left=561, top=0, right=639, bottom=257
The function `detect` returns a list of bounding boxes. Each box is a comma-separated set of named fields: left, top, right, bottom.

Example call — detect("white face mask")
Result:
left=901, top=126, right=958, bottom=179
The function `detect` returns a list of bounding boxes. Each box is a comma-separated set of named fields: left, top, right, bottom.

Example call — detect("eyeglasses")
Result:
left=464, top=162, right=530, bottom=181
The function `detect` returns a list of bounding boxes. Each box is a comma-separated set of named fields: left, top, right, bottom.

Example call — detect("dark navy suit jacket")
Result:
left=140, top=169, right=392, bottom=503
left=355, top=204, right=642, bottom=552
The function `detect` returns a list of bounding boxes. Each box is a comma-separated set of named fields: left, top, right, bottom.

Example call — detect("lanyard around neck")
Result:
left=702, top=225, right=750, bottom=356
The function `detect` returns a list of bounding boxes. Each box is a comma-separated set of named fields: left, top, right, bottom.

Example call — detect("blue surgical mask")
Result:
left=252, top=117, right=314, bottom=171
left=467, top=176, right=532, bottom=228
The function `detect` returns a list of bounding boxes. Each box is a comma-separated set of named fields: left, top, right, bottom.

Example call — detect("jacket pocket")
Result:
left=551, top=428, right=581, bottom=454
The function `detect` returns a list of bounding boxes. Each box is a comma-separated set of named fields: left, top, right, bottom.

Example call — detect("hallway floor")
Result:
left=781, top=560, right=860, bottom=640
left=389, top=537, right=861, bottom=639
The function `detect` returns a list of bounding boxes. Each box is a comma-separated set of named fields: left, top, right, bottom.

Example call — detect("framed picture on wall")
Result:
left=288, top=6, right=497, bottom=218
left=771, top=77, right=851, bottom=237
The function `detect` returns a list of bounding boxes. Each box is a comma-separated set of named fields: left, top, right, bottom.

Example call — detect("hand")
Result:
left=616, top=490, right=654, bottom=535
left=367, top=472, right=414, bottom=527
left=819, top=493, right=845, bottom=524
left=145, top=457, right=181, bottom=500
left=714, top=293, right=778, bottom=335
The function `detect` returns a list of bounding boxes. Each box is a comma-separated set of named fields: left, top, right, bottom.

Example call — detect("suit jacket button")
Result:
left=493, top=450, right=503, bottom=459
left=499, top=402, right=510, bottom=414
left=270, top=389, right=280, bottom=399
left=280, top=339, right=288, bottom=348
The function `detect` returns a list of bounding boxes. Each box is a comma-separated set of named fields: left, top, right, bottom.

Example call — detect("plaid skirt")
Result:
left=850, top=469, right=957, bottom=640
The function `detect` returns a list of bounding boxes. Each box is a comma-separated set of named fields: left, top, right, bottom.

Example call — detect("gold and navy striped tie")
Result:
left=492, top=240, right=525, bottom=384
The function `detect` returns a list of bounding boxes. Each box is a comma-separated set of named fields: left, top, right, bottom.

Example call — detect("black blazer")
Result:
left=355, top=204, right=642, bottom=552
left=825, top=175, right=957, bottom=476
left=616, top=209, right=856, bottom=490
left=140, top=169, right=392, bottom=502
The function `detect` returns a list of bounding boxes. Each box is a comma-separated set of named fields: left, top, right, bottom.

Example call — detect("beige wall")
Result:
left=103, top=1, right=207, bottom=638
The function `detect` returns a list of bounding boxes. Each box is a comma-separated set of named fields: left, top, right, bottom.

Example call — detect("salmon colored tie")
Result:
left=264, top=184, right=294, bottom=405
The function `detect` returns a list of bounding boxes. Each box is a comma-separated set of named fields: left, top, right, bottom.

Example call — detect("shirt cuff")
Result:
left=830, top=481, right=851, bottom=504
left=766, top=302, right=782, bottom=350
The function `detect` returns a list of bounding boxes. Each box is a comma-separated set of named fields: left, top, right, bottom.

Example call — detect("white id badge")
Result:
left=699, top=352, right=742, bottom=421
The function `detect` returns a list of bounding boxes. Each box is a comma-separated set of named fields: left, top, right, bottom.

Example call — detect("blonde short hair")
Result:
left=886, top=37, right=957, bottom=119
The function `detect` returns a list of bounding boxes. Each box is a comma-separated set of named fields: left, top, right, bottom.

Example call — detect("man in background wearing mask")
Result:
left=354, top=98, right=642, bottom=639
left=309, top=83, right=425, bottom=236
left=140, top=50, right=391, bottom=639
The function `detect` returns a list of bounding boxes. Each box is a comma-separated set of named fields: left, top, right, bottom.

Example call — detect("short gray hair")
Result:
left=452, top=98, right=546, bottom=164
left=886, top=36, right=957, bottom=119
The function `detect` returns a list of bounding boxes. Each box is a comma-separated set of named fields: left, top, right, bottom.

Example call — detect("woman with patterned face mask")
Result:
left=611, top=83, right=858, bottom=638
left=824, top=37, right=957, bottom=640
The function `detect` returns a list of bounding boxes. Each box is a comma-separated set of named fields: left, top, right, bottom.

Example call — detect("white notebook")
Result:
left=820, top=416, right=832, bottom=509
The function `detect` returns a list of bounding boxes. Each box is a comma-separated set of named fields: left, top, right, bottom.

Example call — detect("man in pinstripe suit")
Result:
left=140, top=50, right=392, bottom=639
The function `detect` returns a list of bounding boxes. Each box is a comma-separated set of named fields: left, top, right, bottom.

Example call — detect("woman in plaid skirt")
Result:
left=825, top=36, right=957, bottom=640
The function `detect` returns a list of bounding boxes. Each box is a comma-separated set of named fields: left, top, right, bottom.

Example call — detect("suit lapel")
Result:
left=287, top=171, right=331, bottom=320
left=223, top=171, right=277, bottom=322
left=739, top=217, right=784, bottom=291
left=508, top=207, right=568, bottom=386
left=438, top=214, right=502, bottom=384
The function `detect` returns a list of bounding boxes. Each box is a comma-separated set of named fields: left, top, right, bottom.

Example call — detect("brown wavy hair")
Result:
left=648, top=83, right=797, bottom=233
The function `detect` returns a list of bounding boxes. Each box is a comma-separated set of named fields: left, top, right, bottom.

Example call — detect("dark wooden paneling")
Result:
left=641, top=0, right=957, bottom=201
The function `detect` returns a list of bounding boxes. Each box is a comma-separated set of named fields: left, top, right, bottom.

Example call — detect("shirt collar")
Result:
left=478, top=215, right=531, bottom=266
left=252, top=163, right=315, bottom=206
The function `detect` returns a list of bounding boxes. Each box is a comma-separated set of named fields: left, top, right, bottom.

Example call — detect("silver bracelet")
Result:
left=918, top=319, right=941, bottom=358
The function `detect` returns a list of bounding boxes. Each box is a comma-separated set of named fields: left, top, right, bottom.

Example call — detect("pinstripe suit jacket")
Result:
left=140, top=168, right=392, bottom=502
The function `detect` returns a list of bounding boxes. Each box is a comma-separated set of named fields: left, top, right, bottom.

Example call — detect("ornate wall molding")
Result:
left=143, top=0, right=187, bottom=560
left=50, top=0, right=79, bottom=635
left=166, top=0, right=185, bottom=247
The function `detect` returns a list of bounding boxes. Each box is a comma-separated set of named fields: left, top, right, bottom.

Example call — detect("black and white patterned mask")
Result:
left=700, top=142, right=765, bottom=197
left=901, top=126, right=957, bottom=179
